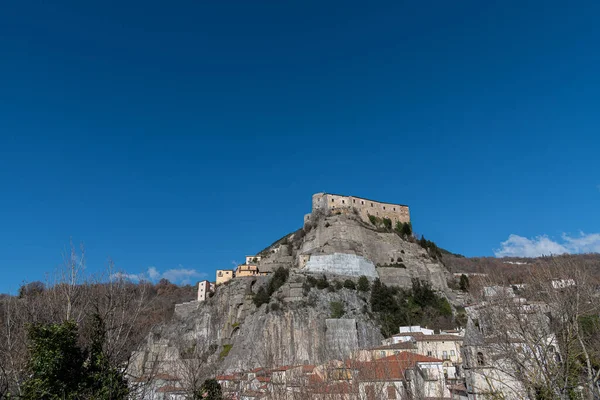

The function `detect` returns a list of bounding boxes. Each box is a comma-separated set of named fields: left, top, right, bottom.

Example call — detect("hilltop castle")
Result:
left=304, top=192, right=410, bottom=226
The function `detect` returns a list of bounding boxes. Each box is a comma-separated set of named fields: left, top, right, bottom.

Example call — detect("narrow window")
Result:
left=331, top=199, right=334, bottom=202
left=427, top=351, right=432, bottom=356
left=477, top=352, right=485, bottom=366
left=383, top=206, right=385, bottom=210
left=371, top=203, right=373, bottom=207
left=450, top=350, right=455, bottom=356
left=353, top=199, right=356, bottom=203
left=342, top=200, right=345, bottom=204
left=443, top=351, right=448, bottom=359
left=361, top=201, right=364, bottom=205
left=393, top=208, right=396, bottom=211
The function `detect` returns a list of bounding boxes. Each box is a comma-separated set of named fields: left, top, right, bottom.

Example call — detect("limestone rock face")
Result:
left=130, top=274, right=383, bottom=379
left=300, top=214, right=449, bottom=291
left=130, top=213, right=451, bottom=384
left=304, top=253, right=378, bottom=278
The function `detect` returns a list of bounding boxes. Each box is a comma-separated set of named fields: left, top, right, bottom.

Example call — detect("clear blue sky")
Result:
left=1, top=1, right=599, bottom=293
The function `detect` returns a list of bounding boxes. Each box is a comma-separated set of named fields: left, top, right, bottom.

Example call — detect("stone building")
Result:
left=235, top=264, right=268, bottom=277
left=216, top=269, right=234, bottom=285
left=304, top=192, right=410, bottom=227
left=197, top=280, right=215, bottom=302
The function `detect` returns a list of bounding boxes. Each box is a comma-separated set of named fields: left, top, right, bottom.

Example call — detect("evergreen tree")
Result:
left=83, top=314, right=129, bottom=399
left=21, top=321, right=85, bottom=400
left=459, top=274, right=470, bottom=292
left=343, top=279, right=356, bottom=290
left=357, top=275, right=370, bottom=292
left=195, top=378, right=223, bottom=400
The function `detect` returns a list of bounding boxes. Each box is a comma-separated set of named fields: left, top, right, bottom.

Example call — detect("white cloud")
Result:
left=110, top=272, right=142, bottom=281
left=147, top=266, right=160, bottom=280
left=495, top=232, right=600, bottom=258
left=111, top=265, right=207, bottom=285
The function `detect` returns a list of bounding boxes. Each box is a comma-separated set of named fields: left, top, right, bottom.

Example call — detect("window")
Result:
left=383, top=206, right=385, bottom=210
left=342, top=200, right=345, bottom=204
left=353, top=199, right=356, bottom=203
left=477, top=352, right=485, bottom=366
left=450, top=350, right=455, bottom=356
left=443, top=351, right=448, bottom=359
left=387, top=386, right=397, bottom=399
left=331, top=199, right=335, bottom=202
left=427, top=351, right=432, bottom=356
left=371, top=203, right=373, bottom=207
left=393, top=208, right=396, bottom=211
left=366, top=385, right=376, bottom=400
left=361, top=201, right=364, bottom=205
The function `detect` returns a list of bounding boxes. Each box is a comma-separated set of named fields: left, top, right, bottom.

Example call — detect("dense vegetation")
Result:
left=252, top=267, right=290, bottom=307
left=370, top=278, right=453, bottom=337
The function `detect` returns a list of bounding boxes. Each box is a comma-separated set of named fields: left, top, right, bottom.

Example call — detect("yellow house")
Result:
left=235, top=264, right=265, bottom=277
left=216, top=269, right=234, bottom=285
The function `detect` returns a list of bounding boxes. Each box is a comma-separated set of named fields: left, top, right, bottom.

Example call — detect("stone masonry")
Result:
left=305, top=192, right=410, bottom=227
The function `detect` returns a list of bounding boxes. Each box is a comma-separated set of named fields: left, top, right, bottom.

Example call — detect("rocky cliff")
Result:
left=129, top=212, right=451, bottom=382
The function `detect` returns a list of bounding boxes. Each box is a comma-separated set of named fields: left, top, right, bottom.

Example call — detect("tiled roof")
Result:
left=156, top=385, right=185, bottom=393
left=216, top=374, right=242, bottom=381
left=302, top=364, right=316, bottom=373
left=352, top=352, right=442, bottom=382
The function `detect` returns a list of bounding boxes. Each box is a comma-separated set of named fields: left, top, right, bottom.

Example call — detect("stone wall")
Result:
left=325, top=318, right=359, bottom=360
left=304, top=253, right=379, bottom=278
left=311, top=192, right=410, bottom=226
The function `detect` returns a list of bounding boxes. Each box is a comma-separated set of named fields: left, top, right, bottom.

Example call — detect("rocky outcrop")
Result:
left=299, top=213, right=449, bottom=291
left=130, top=213, right=451, bottom=385
left=304, top=253, right=378, bottom=278
left=129, top=273, right=383, bottom=379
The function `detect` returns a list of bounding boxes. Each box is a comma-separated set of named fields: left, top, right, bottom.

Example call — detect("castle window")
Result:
left=477, top=352, right=485, bottom=366
left=361, top=201, right=364, bottom=205
left=342, top=200, right=345, bottom=204
left=331, top=199, right=335, bottom=202
left=353, top=199, right=356, bottom=203
left=393, top=208, right=396, bottom=211
left=383, top=206, right=385, bottom=210
left=371, top=203, right=373, bottom=207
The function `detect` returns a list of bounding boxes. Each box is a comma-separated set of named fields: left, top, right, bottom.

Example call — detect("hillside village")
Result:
left=123, top=193, right=600, bottom=400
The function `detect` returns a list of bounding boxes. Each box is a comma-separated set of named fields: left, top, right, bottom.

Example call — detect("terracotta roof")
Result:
left=302, top=364, right=316, bottom=373
left=352, top=352, right=442, bottom=382
left=257, top=376, right=271, bottom=382
left=156, top=385, right=185, bottom=393
left=216, top=374, right=242, bottom=381
left=270, top=365, right=297, bottom=372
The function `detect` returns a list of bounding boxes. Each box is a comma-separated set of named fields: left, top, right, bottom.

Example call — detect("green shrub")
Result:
left=378, top=263, right=406, bottom=269
left=253, top=267, right=289, bottom=307
left=418, top=236, right=442, bottom=259
left=343, top=279, right=356, bottom=290
left=383, top=218, right=392, bottom=230
left=194, top=379, right=223, bottom=400
left=357, top=276, right=370, bottom=292
left=270, top=303, right=280, bottom=312
left=330, top=301, right=345, bottom=318
left=459, top=274, right=470, bottom=292
left=253, top=287, right=270, bottom=307
left=316, top=275, right=329, bottom=290
left=370, top=278, right=455, bottom=337
left=219, top=344, right=233, bottom=360
left=334, top=280, right=343, bottom=290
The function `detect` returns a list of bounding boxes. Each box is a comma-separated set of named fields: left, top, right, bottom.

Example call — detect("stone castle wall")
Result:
left=308, top=193, right=410, bottom=226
